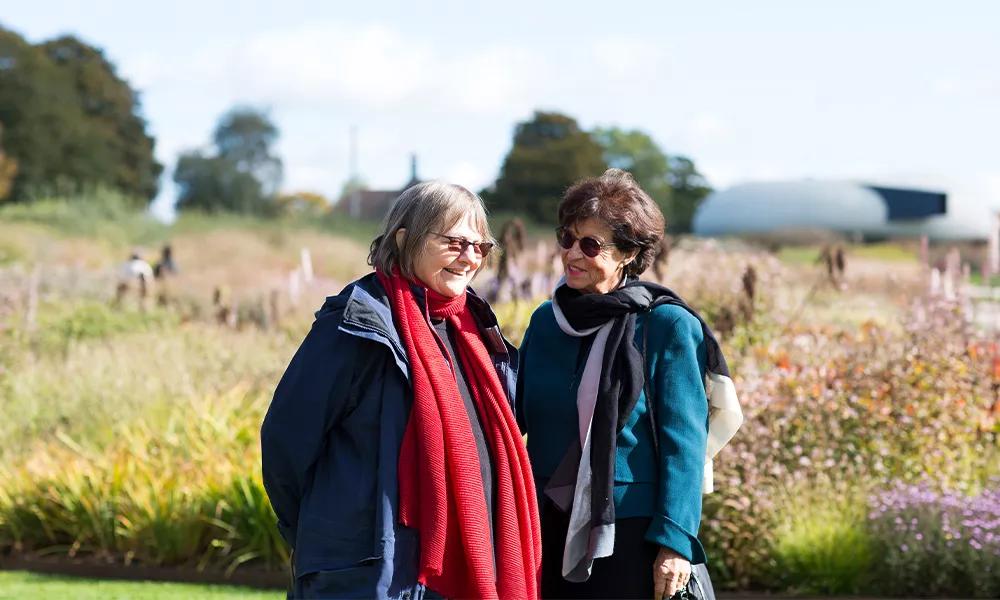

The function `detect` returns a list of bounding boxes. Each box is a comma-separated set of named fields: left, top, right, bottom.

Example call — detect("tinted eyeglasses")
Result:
left=430, top=232, right=495, bottom=258
left=556, top=227, right=614, bottom=258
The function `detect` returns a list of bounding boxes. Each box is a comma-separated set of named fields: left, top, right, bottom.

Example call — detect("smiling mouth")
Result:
left=443, top=268, right=467, bottom=276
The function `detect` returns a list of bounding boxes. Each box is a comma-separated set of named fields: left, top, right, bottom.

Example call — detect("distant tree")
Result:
left=42, top=35, right=161, bottom=201
left=276, top=191, right=330, bottom=215
left=0, top=27, right=161, bottom=204
left=173, top=151, right=268, bottom=214
left=213, top=107, right=282, bottom=196
left=173, top=107, right=282, bottom=215
left=667, top=155, right=711, bottom=233
left=0, top=122, right=16, bottom=200
left=591, top=127, right=672, bottom=217
left=337, top=175, right=368, bottom=202
left=591, top=127, right=711, bottom=233
left=489, top=111, right=606, bottom=223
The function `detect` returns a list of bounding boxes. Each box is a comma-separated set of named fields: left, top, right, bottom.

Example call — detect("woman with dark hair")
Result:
left=516, top=169, right=741, bottom=599
left=262, top=181, right=541, bottom=599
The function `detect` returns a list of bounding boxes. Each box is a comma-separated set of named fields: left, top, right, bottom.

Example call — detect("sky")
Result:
left=4, top=0, right=999, bottom=221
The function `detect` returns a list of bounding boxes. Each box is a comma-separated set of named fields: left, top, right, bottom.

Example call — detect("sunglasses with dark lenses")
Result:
left=556, top=227, right=614, bottom=258
left=431, top=232, right=495, bottom=257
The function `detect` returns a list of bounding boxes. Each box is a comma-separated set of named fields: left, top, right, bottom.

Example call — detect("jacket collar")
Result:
left=338, top=272, right=509, bottom=357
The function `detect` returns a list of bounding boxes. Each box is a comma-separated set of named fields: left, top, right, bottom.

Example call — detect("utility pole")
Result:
left=349, top=125, right=361, bottom=219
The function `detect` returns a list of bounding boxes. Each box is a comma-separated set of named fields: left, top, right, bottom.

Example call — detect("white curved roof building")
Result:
left=693, top=180, right=991, bottom=241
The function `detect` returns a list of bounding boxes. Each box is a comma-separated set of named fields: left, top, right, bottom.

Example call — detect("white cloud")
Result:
left=687, top=113, right=730, bottom=140
left=442, top=161, right=492, bottom=192
left=445, top=46, right=542, bottom=116
left=590, top=38, right=670, bottom=80
left=131, top=21, right=547, bottom=118
left=234, top=23, right=433, bottom=108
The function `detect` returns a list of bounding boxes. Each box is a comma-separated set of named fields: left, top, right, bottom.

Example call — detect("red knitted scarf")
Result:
left=377, top=269, right=541, bottom=600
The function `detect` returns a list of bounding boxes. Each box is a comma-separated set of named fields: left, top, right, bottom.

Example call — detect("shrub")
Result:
left=868, top=481, right=1000, bottom=597
left=704, top=295, right=998, bottom=589
left=768, top=483, right=873, bottom=594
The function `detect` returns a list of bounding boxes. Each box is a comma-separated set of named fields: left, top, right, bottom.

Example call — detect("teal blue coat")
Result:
left=516, top=301, right=709, bottom=563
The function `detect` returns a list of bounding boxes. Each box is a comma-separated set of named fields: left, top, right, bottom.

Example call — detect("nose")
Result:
left=457, top=243, right=481, bottom=267
left=563, top=240, right=584, bottom=260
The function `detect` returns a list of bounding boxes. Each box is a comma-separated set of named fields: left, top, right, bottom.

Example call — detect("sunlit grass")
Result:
left=1, top=321, right=298, bottom=461
left=778, top=242, right=917, bottom=266
left=769, top=484, right=873, bottom=594
left=0, top=571, right=280, bottom=599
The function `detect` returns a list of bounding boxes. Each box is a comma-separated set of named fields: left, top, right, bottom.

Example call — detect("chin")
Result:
left=564, top=274, right=589, bottom=290
left=438, top=281, right=469, bottom=297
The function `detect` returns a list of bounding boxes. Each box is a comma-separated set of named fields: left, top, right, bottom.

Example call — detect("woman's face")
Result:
left=560, top=217, right=634, bottom=294
left=409, top=213, right=486, bottom=297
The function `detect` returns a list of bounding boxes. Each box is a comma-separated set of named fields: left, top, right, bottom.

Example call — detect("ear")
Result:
left=622, top=249, right=639, bottom=269
left=394, top=228, right=407, bottom=251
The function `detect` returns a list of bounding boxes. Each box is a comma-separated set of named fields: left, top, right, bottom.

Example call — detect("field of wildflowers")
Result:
left=703, top=293, right=999, bottom=594
left=1, top=201, right=998, bottom=595
left=868, top=482, right=999, bottom=597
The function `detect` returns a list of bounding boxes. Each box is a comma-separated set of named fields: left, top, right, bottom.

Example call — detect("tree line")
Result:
left=0, top=26, right=160, bottom=204
left=0, top=26, right=710, bottom=231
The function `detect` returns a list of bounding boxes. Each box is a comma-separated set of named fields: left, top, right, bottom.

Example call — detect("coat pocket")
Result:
left=295, top=562, right=381, bottom=599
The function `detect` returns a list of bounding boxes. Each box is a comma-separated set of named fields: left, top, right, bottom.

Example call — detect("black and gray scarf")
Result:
left=544, top=277, right=741, bottom=582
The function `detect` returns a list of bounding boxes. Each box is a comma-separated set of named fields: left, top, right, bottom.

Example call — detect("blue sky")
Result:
left=4, top=1, right=999, bottom=220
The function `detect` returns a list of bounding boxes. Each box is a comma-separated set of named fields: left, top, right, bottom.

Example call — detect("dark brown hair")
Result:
left=557, top=168, right=665, bottom=277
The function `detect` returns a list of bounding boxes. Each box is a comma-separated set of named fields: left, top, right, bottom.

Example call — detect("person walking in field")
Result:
left=114, top=252, right=154, bottom=310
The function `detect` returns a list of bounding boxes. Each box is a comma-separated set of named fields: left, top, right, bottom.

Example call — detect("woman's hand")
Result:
left=653, top=546, right=691, bottom=599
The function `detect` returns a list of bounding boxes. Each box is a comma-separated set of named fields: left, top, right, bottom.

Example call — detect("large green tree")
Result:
left=591, top=126, right=711, bottom=233
left=0, top=26, right=161, bottom=204
left=488, top=111, right=606, bottom=223
left=592, top=127, right=672, bottom=215
left=173, top=107, right=283, bottom=214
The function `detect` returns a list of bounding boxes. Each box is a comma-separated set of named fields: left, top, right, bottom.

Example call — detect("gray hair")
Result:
left=368, top=181, right=495, bottom=279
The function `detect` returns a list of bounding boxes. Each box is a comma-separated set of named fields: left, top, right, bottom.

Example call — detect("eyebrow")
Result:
left=569, top=228, right=608, bottom=243
left=441, top=232, right=486, bottom=241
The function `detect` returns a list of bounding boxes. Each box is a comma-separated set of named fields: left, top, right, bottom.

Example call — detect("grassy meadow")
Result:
left=0, top=571, right=277, bottom=599
left=1, top=195, right=998, bottom=596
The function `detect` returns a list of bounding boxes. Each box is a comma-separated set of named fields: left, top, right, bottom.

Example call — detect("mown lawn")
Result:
left=0, top=571, right=282, bottom=599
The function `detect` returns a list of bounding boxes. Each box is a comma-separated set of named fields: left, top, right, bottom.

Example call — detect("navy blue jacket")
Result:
left=260, top=273, right=517, bottom=599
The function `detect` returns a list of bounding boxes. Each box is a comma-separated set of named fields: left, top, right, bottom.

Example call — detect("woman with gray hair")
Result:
left=262, top=182, right=541, bottom=599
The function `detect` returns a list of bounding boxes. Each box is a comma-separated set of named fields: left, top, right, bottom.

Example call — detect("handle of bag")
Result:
left=642, top=319, right=659, bottom=455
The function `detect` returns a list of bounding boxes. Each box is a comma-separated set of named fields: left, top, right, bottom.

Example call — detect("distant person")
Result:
left=494, top=217, right=528, bottom=302
left=516, top=169, right=741, bottom=599
left=153, top=244, right=178, bottom=306
left=152, top=244, right=178, bottom=279
left=261, top=182, right=541, bottom=599
left=114, top=252, right=154, bottom=309
left=651, top=235, right=672, bottom=282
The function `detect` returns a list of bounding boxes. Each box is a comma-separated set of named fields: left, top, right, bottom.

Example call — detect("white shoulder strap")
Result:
left=702, top=372, right=743, bottom=493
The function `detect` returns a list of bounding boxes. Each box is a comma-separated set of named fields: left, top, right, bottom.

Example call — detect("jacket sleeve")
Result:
left=260, top=316, right=356, bottom=548
left=644, top=308, right=710, bottom=563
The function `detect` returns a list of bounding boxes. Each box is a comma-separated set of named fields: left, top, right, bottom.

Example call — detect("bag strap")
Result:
left=642, top=317, right=659, bottom=455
